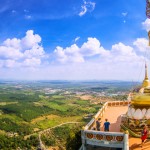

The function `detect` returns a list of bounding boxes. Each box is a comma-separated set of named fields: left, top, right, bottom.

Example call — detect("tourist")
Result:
left=141, top=125, right=149, bottom=147
left=96, top=118, right=101, bottom=131
left=104, top=119, right=110, bottom=132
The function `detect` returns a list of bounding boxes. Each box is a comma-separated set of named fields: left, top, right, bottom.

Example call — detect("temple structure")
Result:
left=80, top=65, right=150, bottom=150
left=126, top=63, right=150, bottom=132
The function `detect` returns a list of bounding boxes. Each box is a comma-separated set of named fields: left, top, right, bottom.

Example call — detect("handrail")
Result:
left=81, top=129, right=128, bottom=150
left=84, top=102, right=108, bottom=130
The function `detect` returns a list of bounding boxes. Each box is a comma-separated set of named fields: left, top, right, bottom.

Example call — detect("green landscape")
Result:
left=0, top=80, right=135, bottom=149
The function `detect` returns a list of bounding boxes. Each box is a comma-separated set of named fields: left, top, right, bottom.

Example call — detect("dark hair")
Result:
left=98, top=118, right=101, bottom=120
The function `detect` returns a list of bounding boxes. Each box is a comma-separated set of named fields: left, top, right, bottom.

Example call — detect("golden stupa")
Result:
left=131, top=63, right=150, bottom=107
left=125, top=64, right=150, bottom=130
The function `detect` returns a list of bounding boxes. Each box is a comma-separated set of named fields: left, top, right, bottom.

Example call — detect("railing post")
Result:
left=81, top=130, right=86, bottom=150
left=124, top=132, right=129, bottom=150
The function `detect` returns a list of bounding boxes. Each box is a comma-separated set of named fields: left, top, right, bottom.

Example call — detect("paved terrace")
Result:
left=99, top=106, right=128, bottom=132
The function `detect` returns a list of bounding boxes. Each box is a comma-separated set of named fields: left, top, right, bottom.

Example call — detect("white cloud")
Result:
left=54, top=44, right=84, bottom=63
left=80, top=37, right=109, bottom=56
left=3, top=38, right=21, bottom=49
left=0, top=29, right=149, bottom=80
left=0, top=46, right=23, bottom=60
left=54, top=37, right=143, bottom=65
left=21, top=30, right=41, bottom=50
left=110, top=42, right=141, bottom=64
left=133, top=38, right=149, bottom=52
left=79, top=0, right=96, bottom=17
left=24, top=45, right=45, bottom=58
left=24, top=9, right=29, bottom=13
left=0, top=59, right=16, bottom=68
left=0, top=30, right=45, bottom=68
left=142, top=18, right=150, bottom=31
left=25, top=15, right=32, bottom=20
left=122, top=12, right=127, bottom=17
left=111, top=43, right=133, bottom=56
left=52, top=37, right=147, bottom=81
left=54, top=37, right=109, bottom=63
left=23, top=58, right=41, bottom=67
left=74, top=36, right=80, bottom=42
left=12, top=10, right=16, bottom=13
left=79, top=5, right=87, bottom=16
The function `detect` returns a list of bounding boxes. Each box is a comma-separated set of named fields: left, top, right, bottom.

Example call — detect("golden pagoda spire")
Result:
left=142, top=63, right=150, bottom=87
left=148, top=31, right=150, bottom=46
left=145, top=63, right=149, bottom=80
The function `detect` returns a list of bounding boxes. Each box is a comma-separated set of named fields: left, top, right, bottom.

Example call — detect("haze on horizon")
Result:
left=0, top=0, right=150, bottom=81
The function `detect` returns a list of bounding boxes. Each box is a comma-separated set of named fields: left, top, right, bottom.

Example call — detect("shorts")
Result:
left=104, top=128, right=109, bottom=131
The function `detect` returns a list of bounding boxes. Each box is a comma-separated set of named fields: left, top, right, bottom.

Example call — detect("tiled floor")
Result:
left=129, top=138, right=150, bottom=150
left=99, top=106, right=128, bottom=132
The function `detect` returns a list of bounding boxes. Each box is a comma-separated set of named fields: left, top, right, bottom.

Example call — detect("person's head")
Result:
left=98, top=118, right=101, bottom=121
left=105, top=119, right=108, bottom=122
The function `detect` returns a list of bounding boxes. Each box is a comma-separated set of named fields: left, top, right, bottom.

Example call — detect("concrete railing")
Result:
left=84, top=102, right=108, bottom=130
left=107, top=101, right=130, bottom=107
left=81, top=130, right=129, bottom=150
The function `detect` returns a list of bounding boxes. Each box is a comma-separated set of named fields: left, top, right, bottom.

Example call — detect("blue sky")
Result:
left=0, top=0, right=150, bottom=80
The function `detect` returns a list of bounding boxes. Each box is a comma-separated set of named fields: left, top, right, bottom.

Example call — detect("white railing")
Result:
left=84, top=102, right=108, bottom=130
left=81, top=130, right=129, bottom=150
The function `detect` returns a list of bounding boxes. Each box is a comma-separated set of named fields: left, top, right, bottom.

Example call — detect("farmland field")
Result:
left=0, top=80, right=134, bottom=149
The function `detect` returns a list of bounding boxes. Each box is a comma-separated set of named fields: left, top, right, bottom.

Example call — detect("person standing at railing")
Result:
left=96, top=118, right=101, bottom=131
left=104, top=119, right=110, bottom=132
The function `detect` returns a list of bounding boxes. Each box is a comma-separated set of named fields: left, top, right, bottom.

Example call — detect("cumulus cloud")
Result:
left=23, top=58, right=41, bottom=67
left=21, top=30, right=41, bottom=50
left=142, top=18, right=150, bottom=31
left=79, top=0, right=96, bottom=16
left=54, top=37, right=109, bottom=63
left=0, top=28, right=149, bottom=80
left=0, top=30, right=45, bottom=68
left=54, top=44, right=84, bottom=63
left=52, top=36, right=149, bottom=80
left=80, top=37, right=109, bottom=56
left=0, top=59, right=16, bottom=68
left=54, top=37, right=146, bottom=65
left=110, top=42, right=142, bottom=64
left=133, top=38, right=149, bottom=52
